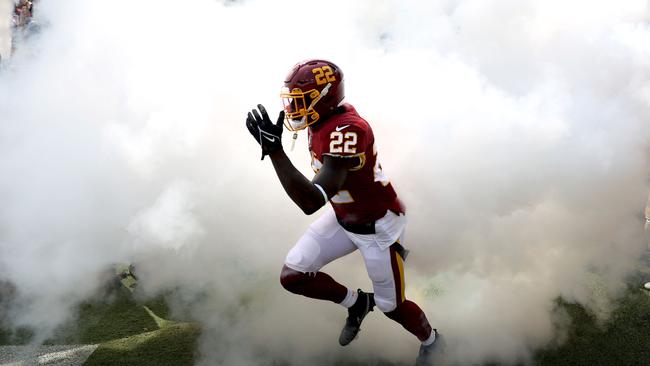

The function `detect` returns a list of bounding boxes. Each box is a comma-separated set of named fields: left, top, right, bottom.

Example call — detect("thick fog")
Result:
left=0, top=0, right=12, bottom=59
left=0, top=0, right=649, bottom=365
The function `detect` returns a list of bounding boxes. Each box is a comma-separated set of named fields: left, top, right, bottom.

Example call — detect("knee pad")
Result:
left=284, top=238, right=322, bottom=273
left=375, top=294, right=398, bottom=313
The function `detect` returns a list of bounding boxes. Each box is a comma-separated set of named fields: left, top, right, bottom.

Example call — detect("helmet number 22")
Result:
left=330, top=131, right=357, bottom=154
left=313, top=66, right=336, bottom=85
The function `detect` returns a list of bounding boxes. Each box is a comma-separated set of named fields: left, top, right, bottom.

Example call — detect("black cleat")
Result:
left=415, top=329, right=444, bottom=366
left=339, top=289, right=375, bottom=346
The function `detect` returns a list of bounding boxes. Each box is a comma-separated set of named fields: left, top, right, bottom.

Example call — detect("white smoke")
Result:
left=0, top=0, right=649, bottom=365
left=0, top=0, right=12, bottom=60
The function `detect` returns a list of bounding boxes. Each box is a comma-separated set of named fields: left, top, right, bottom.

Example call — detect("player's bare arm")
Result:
left=269, top=149, right=355, bottom=214
left=246, top=104, right=355, bottom=215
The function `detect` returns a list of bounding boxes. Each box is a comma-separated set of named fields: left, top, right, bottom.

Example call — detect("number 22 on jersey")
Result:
left=330, top=131, right=357, bottom=154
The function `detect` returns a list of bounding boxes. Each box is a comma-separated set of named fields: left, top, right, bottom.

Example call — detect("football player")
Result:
left=245, top=59, right=441, bottom=365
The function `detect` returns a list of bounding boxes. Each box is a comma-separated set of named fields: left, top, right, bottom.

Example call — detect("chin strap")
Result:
left=290, top=132, right=298, bottom=151
left=290, top=83, right=332, bottom=152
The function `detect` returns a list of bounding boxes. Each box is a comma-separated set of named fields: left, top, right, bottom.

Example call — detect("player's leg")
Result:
left=280, top=208, right=359, bottom=306
left=361, top=242, right=441, bottom=364
left=280, top=265, right=352, bottom=303
left=281, top=209, right=376, bottom=345
left=361, top=242, right=434, bottom=340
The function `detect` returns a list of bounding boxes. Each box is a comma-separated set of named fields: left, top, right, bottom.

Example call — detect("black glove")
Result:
left=245, top=104, right=285, bottom=160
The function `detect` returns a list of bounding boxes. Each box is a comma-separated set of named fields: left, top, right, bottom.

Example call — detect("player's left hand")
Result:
left=245, top=104, right=285, bottom=160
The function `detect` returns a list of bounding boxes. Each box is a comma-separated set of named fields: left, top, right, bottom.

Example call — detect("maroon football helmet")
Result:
left=280, top=59, right=345, bottom=131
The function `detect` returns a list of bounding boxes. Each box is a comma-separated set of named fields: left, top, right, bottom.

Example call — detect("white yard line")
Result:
left=0, top=345, right=98, bottom=366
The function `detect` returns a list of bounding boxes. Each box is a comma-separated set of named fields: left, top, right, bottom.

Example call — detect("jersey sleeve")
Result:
left=320, top=121, right=370, bottom=159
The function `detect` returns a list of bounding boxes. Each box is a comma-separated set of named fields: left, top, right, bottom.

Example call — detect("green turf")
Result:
left=83, top=322, right=201, bottom=366
left=0, top=273, right=175, bottom=346
left=2, top=272, right=650, bottom=365
left=0, top=326, right=34, bottom=345
left=0, top=281, right=34, bottom=345
left=79, top=287, right=648, bottom=366
left=45, top=279, right=171, bottom=345
left=535, top=287, right=650, bottom=366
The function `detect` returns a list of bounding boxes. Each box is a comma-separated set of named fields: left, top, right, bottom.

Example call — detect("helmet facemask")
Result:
left=281, top=83, right=331, bottom=131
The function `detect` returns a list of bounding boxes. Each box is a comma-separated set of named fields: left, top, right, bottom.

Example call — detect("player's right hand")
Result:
left=245, top=104, right=284, bottom=160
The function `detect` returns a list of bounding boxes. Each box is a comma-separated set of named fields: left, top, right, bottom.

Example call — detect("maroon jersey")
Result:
left=308, top=104, right=404, bottom=225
